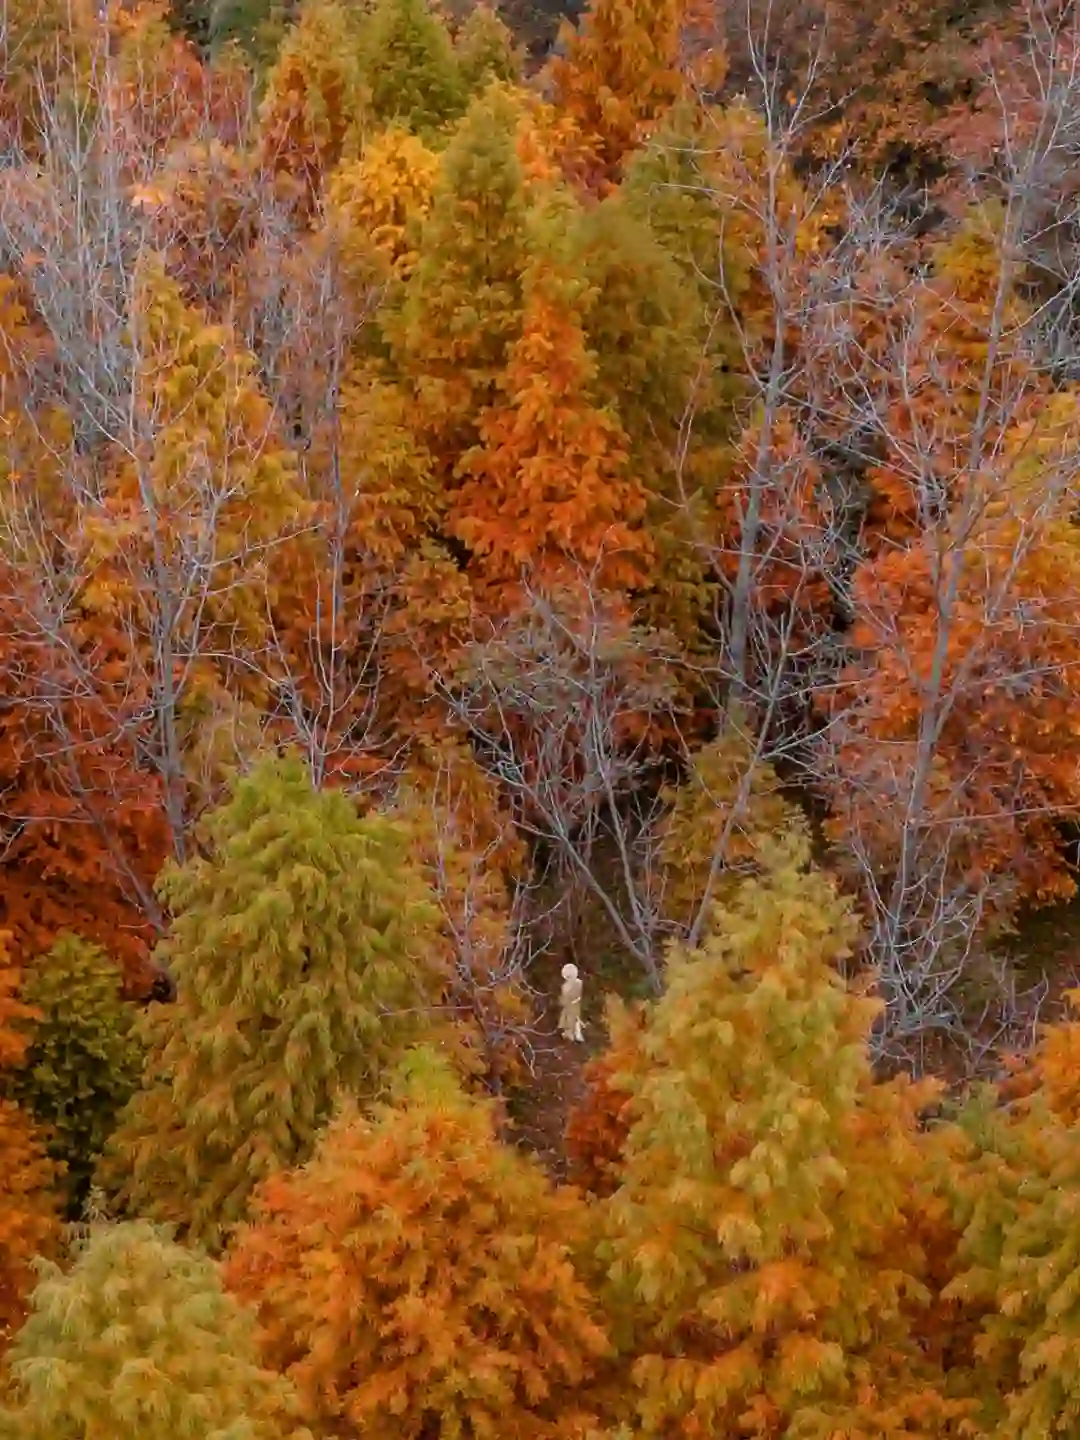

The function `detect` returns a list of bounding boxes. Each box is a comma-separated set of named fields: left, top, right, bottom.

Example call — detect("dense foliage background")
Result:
left=3, top=0, right=1080, bottom=1431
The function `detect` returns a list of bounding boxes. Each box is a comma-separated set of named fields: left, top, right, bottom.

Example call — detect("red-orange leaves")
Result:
left=224, top=1046, right=611, bottom=1439
left=565, top=996, right=647, bottom=1198
left=822, top=430, right=1080, bottom=917
left=0, top=934, right=60, bottom=1351
left=0, top=563, right=168, bottom=990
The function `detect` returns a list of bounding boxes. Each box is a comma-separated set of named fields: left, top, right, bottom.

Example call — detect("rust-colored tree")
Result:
left=547, top=0, right=688, bottom=181
left=453, top=193, right=650, bottom=600
left=224, top=1045, right=612, bottom=1438
left=0, top=933, right=60, bottom=1353
left=564, top=995, right=648, bottom=1199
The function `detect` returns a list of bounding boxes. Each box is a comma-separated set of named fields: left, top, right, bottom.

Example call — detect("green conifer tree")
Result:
left=598, top=831, right=970, bottom=1436
left=572, top=195, right=700, bottom=450
left=944, top=1023, right=1080, bottom=1435
left=620, top=98, right=746, bottom=408
left=97, top=754, right=446, bottom=1251
left=209, top=0, right=289, bottom=67
left=455, top=3, right=520, bottom=90
left=11, top=934, right=143, bottom=1217
left=359, top=0, right=468, bottom=136
left=570, top=194, right=723, bottom=647
left=0, top=1220, right=311, bottom=1440
left=387, top=81, right=532, bottom=464
left=224, top=1045, right=611, bottom=1438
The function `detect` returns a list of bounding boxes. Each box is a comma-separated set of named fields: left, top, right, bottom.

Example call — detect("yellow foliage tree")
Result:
left=98, top=756, right=448, bottom=1251
left=598, top=834, right=972, bottom=1436
left=0, top=1220, right=313, bottom=1440
left=84, top=254, right=302, bottom=659
left=326, top=125, right=441, bottom=284
left=358, top=0, right=467, bottom=136
left=652, top=721, right=810, bottom=936
left=455, top=2, right=521, bottom=89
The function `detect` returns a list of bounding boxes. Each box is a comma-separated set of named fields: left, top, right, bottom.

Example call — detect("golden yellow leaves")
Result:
left=326, top=128, right=441, bottom=283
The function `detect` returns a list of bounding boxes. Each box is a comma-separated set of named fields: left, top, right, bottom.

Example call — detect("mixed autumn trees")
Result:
left=5, top=0, right=1080, bottom=1430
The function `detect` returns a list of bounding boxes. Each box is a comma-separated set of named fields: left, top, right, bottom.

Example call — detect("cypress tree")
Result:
left=548, top=0, right=685, bottom=178
left=453, top=191, right=650, bottom=598
left=257, top=0, right=368, bottom=198
left=98, top=754, right=446, bottom=1250
left=359, top=0, right=468, bottom=136
left=455, top=3, right=520, bottom=90
left=0, top=939, right=60, bottom=1353
left=598, top=832, right=970, bottom=1435
left=224, top=1045, right=611, bottom=1438
left=388, top=81, right=532, bottom=461
left=0, top=1220, right=311, bottom=1440
left=12, top=934, right=143, bottom=1216
left=945, top=999, right=1080, bottom=1434
left=571, top=193, right=720, bottom=646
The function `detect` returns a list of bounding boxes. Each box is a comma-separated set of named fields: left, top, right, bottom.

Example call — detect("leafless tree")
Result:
left=0, top=35, right=292, bottom=917
left=429, top=579, right=687, bottom=993
left=629, top=0, right=1080, bottom=1068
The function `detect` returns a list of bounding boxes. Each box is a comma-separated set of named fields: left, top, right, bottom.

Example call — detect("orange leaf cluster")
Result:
left=224, top=1051, right=611, bottom=1437
left=0, top=936, right=60, bottom=1351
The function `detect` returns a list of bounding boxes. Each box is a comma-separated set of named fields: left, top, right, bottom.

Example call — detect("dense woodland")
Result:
left=8, top=0, right=1080, bottom=1432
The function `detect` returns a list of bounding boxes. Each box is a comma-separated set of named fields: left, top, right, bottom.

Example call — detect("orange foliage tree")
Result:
left=547, top=0, right=689, bottom=181
left=0, top=270, right=170, bottom=987
left=564, top=995, right=648, bottom=1198
left=0, top=936, right=60, bottom=1351
left=106, top=0, right=252, bottom=162
left=821, top=387, right=1080, bottom=923
left=453, top=193, right=650, bottom=601
left=0, top=0, right=95, bottom=157
left=224, top=1046, right=612, bottom=1438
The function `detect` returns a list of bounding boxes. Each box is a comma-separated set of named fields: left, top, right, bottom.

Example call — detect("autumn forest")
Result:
left=7, top=0, right=1080, bottom=1432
